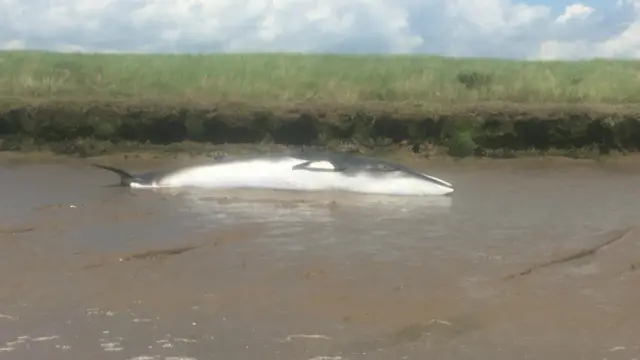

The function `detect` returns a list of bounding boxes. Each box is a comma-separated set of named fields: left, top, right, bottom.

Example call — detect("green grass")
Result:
left=2, top=50, right=640, bottom=107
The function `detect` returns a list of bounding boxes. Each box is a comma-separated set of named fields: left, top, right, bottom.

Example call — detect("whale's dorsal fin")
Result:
left=292, top=160, right=343, bottom=172
left=92, top=163, right=137, bottom=186
left=291, top=158, right=402, bottom=173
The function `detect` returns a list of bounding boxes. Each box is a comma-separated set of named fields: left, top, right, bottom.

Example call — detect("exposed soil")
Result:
left=1, top=100, right=639, bottom=158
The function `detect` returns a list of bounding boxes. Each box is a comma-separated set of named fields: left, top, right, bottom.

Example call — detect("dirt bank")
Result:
left=1, top=100, right=639, bottom=158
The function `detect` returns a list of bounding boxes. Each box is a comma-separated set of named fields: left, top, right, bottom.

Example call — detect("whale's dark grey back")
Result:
left=209, top=150, right=398, bottom=171
left=211, top=150, right=453, bottom=188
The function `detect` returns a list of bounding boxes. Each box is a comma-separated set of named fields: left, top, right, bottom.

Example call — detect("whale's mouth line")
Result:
left=419, top=173, right=453, bottom=189
left=379, top=167, right=453, bottom=189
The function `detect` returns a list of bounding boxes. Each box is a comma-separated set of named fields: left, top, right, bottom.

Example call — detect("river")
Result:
left=1, top=155, right=639, bottom=360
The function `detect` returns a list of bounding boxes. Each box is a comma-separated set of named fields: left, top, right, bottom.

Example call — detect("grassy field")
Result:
left=1, top=51, right=640, bottom=109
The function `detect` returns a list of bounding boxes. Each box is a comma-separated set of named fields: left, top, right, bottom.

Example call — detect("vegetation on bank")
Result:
left=1, top=51, right=640, bottom=108
left=1, top=102, right=638, bottom=158
left=1, top=51, right=639, bottom=158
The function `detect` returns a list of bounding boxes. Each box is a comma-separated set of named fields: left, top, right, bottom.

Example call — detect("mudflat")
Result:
left=1, top=155, right=640, bottom=359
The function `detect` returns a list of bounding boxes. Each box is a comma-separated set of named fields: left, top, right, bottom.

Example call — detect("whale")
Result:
left=92, top=151, right=454, bottom=196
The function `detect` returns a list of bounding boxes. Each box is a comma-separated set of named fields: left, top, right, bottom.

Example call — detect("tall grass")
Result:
left=1, top=51, right=640, bottom=106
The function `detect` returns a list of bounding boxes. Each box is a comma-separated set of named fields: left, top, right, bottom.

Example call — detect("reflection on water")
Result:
left=162, top=188, right=454, bottom=256
left=172, top=187, right=453, bottom=225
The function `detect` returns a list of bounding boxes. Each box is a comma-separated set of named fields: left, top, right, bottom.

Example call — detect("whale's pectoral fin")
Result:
left=92, top=163, right=137, bottom=186
left=292, top=160, right=343, bottom=172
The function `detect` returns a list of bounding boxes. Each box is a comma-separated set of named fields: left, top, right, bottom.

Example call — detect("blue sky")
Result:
left=540, top=0, right=600, bottom=9
left=1, top=0, right=638, bottom=59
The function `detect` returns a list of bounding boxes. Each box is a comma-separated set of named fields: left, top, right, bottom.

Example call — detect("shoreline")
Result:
left=3, top=140, right=640, bottom=169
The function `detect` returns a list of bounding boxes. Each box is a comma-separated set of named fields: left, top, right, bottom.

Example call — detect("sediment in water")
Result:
left=1, top=100, right=639, bottom=158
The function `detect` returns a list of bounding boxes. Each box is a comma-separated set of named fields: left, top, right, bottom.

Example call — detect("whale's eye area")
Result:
left=292, top=160, right=337, bottom=172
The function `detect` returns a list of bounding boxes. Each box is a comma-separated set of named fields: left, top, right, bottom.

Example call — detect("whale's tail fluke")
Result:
left=92, top=163, right=136, bottom=187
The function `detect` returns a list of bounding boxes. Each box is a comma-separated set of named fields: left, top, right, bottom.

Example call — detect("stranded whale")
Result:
left=92, top=151, right=454, bottom=196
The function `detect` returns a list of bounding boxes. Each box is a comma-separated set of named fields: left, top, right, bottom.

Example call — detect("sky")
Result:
left=0, top=0, right=638, bottom=60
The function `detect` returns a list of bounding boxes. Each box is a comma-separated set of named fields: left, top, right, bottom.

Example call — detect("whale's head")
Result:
left=356, top=167, right=454, bottom=196
left=292, top=157, right=454, bottom=196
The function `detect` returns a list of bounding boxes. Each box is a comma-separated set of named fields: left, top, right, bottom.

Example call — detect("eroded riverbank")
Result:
left=1, top=101, right=640, bottom=158
left=2, top=157, right=640, bottom=359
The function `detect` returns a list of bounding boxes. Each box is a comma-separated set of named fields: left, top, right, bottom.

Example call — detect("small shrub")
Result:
left=448, top=130, right=477, bottom=158
left=456, top=71, right=493, bottom=89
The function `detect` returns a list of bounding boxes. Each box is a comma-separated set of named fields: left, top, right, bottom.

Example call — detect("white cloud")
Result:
left=536, top=1, right=640, bottom=59
left=556, top=4, right=594, bottom=24
left=0, top=0, right=637, bottom=59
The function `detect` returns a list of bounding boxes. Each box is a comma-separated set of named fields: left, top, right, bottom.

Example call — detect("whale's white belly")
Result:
left=138, top=157, right=452, bottom=196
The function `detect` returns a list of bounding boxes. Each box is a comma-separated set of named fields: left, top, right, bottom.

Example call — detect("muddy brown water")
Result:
left=1, top=156, right=640, bottom=360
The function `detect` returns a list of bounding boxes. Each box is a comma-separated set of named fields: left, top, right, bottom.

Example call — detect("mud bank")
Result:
left=1, top=101, right=639, bottom=158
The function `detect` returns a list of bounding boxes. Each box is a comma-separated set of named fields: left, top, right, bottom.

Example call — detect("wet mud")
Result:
left=1, top=156, right=640, bottom=359
left=504, top=227, right=634, bottom=279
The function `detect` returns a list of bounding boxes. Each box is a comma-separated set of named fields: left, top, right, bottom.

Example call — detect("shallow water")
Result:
left=1, top=157, right=640, bottom=360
